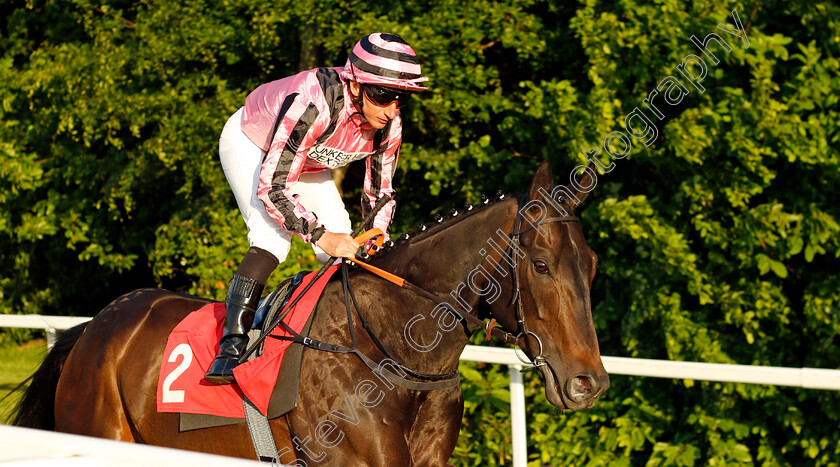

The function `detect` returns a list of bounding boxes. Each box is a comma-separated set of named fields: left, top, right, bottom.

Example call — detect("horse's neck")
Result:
left=355, top=199, right=519, bottom=373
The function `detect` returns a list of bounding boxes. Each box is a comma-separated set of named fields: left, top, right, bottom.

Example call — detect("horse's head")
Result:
left=486, top=161, right=609, bottom=411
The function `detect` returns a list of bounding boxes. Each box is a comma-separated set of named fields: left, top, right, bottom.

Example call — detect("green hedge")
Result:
left=2, top=0, right=838, bottom=464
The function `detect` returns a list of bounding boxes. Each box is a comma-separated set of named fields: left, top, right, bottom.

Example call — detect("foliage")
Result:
left=2, top=0, right=839, bottom=465
left=453, top=357, right=514, bottom=466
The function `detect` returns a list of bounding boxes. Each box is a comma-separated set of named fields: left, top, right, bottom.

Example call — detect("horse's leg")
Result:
left=406, top=386, right=464, bottom=466
left=286, top=343, right=415, bottom=465
left=55, top=360, right=136, bottom=441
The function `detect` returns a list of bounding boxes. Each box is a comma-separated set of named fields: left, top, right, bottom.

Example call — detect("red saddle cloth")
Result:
left=156, top=265, right=339, bottom=418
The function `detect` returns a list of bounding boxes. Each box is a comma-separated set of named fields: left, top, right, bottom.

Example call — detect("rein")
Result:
left=251, top=195, right=580, bottom=391
left=239, top=195, right=393, bottom=363
left=242, top=197, right=462, bottom=391
left=265, top=264, right=461, bottom=391
left=346, top=258, right=519, bottom=345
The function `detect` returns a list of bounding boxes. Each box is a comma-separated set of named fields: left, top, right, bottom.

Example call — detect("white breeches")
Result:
left=218, top=107, right=352, bottom=264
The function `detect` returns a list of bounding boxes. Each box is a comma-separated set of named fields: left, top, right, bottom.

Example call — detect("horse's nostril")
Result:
left=568, top=375, right=593, bottom=400
left=579, top=376, right=592, bottom=393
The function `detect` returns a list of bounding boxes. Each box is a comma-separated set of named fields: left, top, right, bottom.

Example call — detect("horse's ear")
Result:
left=528, top=160, right=554, bottom=200
left=568, top=162, right=598, bottom=205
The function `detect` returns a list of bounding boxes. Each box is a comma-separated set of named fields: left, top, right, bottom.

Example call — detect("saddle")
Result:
left=177, top=271, right=324, bottom=431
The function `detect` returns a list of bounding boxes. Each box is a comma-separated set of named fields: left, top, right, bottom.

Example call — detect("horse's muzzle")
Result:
left=564, top=373, right=610, bottom=409
left=542, top=364, right=610, bottom=411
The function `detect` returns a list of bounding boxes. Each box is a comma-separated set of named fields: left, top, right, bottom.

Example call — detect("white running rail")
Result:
left=2, top=315, right=840, bottom=467
left=0, top=315, right=91, bottom=348
left=0, top=425, right=263, bottom=466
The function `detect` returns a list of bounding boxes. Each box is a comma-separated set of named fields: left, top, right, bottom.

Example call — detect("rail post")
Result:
left=509, top=364, right=527, bottom=467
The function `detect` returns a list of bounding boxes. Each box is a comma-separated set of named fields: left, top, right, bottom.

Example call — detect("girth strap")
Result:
left=243, top=327, right=278, bottom=462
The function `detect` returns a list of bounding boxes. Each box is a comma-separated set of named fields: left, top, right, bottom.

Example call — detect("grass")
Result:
left=0, top=339, right=48, bottom=424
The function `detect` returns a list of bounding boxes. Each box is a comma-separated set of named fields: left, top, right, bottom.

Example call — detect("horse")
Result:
left=11, top=161, right=609, bottom=466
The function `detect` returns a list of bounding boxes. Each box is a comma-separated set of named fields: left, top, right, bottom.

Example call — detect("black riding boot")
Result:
left=204, top=274, right=264, bottom=384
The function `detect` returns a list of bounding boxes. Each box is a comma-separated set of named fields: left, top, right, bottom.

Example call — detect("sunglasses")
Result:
left=361, top=84, right=412, bottom=108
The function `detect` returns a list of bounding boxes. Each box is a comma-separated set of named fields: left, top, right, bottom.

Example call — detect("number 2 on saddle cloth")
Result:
left=155, top=231, right=386, bottom=418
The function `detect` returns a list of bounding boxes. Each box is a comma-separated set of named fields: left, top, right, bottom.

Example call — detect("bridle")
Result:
left=505, top=195, right=579, bottom=372
left=348, top=195, right=580, bottom=374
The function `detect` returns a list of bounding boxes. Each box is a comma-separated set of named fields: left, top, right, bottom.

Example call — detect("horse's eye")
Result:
left=533, top=260, right=549, bottom=274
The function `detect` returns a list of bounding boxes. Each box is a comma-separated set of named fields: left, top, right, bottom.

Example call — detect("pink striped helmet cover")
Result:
left=341, top=33, right=429, bottom=91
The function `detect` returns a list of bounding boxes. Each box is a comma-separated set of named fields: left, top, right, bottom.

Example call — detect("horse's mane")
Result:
left=361, top=190, right=511, bottom=261
left=366, top=188, right=576, bottom=262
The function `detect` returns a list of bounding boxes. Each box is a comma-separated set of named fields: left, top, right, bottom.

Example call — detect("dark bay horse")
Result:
left=12, top=161, right=609, bottom=465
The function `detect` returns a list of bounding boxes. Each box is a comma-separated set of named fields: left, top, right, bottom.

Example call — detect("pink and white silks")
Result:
left=219, top=66, right=400, bottom=263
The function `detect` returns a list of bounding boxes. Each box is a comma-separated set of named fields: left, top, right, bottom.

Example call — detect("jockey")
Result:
left=205, top=33, right=429, bottom=384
